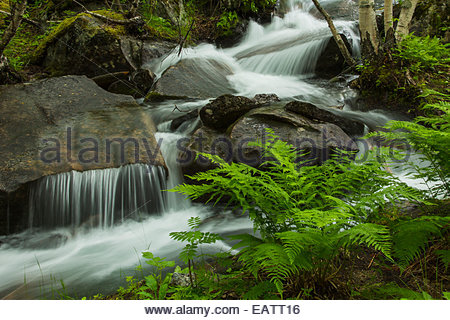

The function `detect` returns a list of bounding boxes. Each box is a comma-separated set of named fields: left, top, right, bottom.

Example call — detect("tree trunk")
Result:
left=129, top=0, right=140, bottom=17
left=384, top=0, right=394, bottom=36
left=159, top=0, right=186, bottom=27
left=311, top=0, right=356, bottom=66
left=359, top=0, right=379, bottom=55
left=0, top=0, right=27, bottom=56
left=112, top=0, right=123, bottom=12
left=395, top=0, right=419, bottom=41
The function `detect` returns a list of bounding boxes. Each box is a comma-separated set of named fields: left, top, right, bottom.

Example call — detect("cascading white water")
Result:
left=28, top=165, right=167, bottom=230
left=1, top=0, right=422, bottom=299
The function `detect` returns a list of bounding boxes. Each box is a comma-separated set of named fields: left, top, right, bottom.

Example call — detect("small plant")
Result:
left=393, top=34, right=450, bottom=73
left=138, top=252, right=176, bottom=300
left=170, top=217, right=223, bottom=286
left=217, top=11, right=239, bottom=36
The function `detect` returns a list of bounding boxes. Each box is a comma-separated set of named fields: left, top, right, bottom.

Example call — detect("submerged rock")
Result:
left=315, top=34, right=353, bottom=79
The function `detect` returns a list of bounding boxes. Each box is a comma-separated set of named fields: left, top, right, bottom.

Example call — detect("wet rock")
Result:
left=0, top=75, right=165, bottom=195
left=315, top=34, right=352, bottom=79
left=152, top=58, right=236, bottom=100
left=252, top=93, right=281, bottom=106
left=170, top=109, right=199, bottom=131
left=180, top=106, right=358, bottom=175
left=199, top=95, right=257, bottom=132
left=285, top=101, right=365, bottom=136
left=32, top=14, right=173, bottom=78
left=91, top=71, right=130, bottom=90
left=130, top=69, right=156, bottom=94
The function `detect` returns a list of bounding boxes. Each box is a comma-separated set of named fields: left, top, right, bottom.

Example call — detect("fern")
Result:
left=391, top=216, right=450, bottom=268
left=173, top=129, right=430, bottom=296
left=243, top=281, right=278, bottom=300
left=368, top=91, right=450, bottom=197
left=435, top=250, right=450, bottom=268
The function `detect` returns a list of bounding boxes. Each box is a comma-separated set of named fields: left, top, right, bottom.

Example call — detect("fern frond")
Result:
left=338, top=223, right=392, bottom=259
left=392, top=217, right=450, bottom=267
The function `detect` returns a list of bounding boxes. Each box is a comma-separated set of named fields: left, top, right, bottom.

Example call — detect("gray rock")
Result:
left=171, top=273, right=194, bottom=287
left=315, top=34, right=352, bottom=79
left=252, top=93, right=281, bottom=106
left=199, top=95, right=257, bottom=132
left=285, top=101, right=365, bottom=136
left=180, top=106, right=358, bottom=175
left=0, top=75, right=165, bottom=194
left=32, top=14, right=173, bottom=78
left=152, top=58, right=236, bottom=100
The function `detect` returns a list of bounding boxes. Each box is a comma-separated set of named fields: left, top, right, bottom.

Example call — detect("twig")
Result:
left=0, top=9, right=41, bottom=28
left=73, top=0, right=142, bottom=25
left=368, top=253, right=378, bottom=269
left=177, top=20, right=195, bottom=57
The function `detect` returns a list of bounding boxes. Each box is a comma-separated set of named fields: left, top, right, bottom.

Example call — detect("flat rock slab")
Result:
left=0, top=75, right=164, bottom=193
left=153, top=58, right=237, bottom=100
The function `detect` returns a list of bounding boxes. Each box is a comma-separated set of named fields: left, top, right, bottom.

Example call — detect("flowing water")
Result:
left=0, top=0, right=426, bottom=299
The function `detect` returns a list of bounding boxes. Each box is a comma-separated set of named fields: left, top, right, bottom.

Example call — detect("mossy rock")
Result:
left=144, top=91, right=188, bottom=103
left=31, top=12, right=131, bottom=77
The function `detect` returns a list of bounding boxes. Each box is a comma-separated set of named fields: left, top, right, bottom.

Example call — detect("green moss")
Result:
left=32, top=15, right=78, bottom=62
left=144, top=91, right=188, bottom=103
left=91, top=9, right=126, bottom=21
left=0, top=0, right=9, bottom=11
left=31, top=12, right=127, bottom=63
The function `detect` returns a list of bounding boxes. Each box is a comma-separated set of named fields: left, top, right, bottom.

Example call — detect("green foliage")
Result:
left=170, top=217, right=222, bottom=285
left=138, top=252, right=176, bottom=300
left=435, top=249, right=450, bottom=268
left=174, top=130, right=426, bottom=296
left=243, top=280, right=278, bottom=300
left=368, top=90, right=450, bottom=197
left=170, top=217, right=223, bottom=265
left=394, top=34, right=450, bottom=73
left=370, top=283, right=435, bottom=300
left=114, top=276, right=141, bottom=300
left=391, top=216, right=450, bottom=268
left=217, top=11, right=239, bottom=36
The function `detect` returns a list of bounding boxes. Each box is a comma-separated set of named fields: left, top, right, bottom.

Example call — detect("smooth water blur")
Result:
left=1, top=0, right=421, bottom=299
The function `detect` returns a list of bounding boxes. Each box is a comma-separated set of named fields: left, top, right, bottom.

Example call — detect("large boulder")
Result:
left=32, top=13, right=173, bottom=79
left=0, top=75, right=165, bottom=194
left=180, top=105, right=358, bottom=175
left=0, top=75, right=165, bottom=234
left=150, top=58, right=237, bottom=100
left=285, top=101, right=365, bottom=136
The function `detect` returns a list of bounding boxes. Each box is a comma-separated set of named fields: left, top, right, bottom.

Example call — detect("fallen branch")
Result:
left=311, top=0, right=356, bottom=67
left=73, top=0, right=143, bottom=26
left=177, top=20, right=195, bottom=56
left=0, top=9, right=41, bottom=28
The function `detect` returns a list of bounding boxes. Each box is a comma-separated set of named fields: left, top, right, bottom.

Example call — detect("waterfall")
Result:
left=0, top=0, right=369, bottom=299
left=28, top=165, right=167, bottom=230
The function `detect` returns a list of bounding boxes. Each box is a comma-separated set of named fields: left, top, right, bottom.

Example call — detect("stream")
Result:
left=0, top=0, right=427, bottom=299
